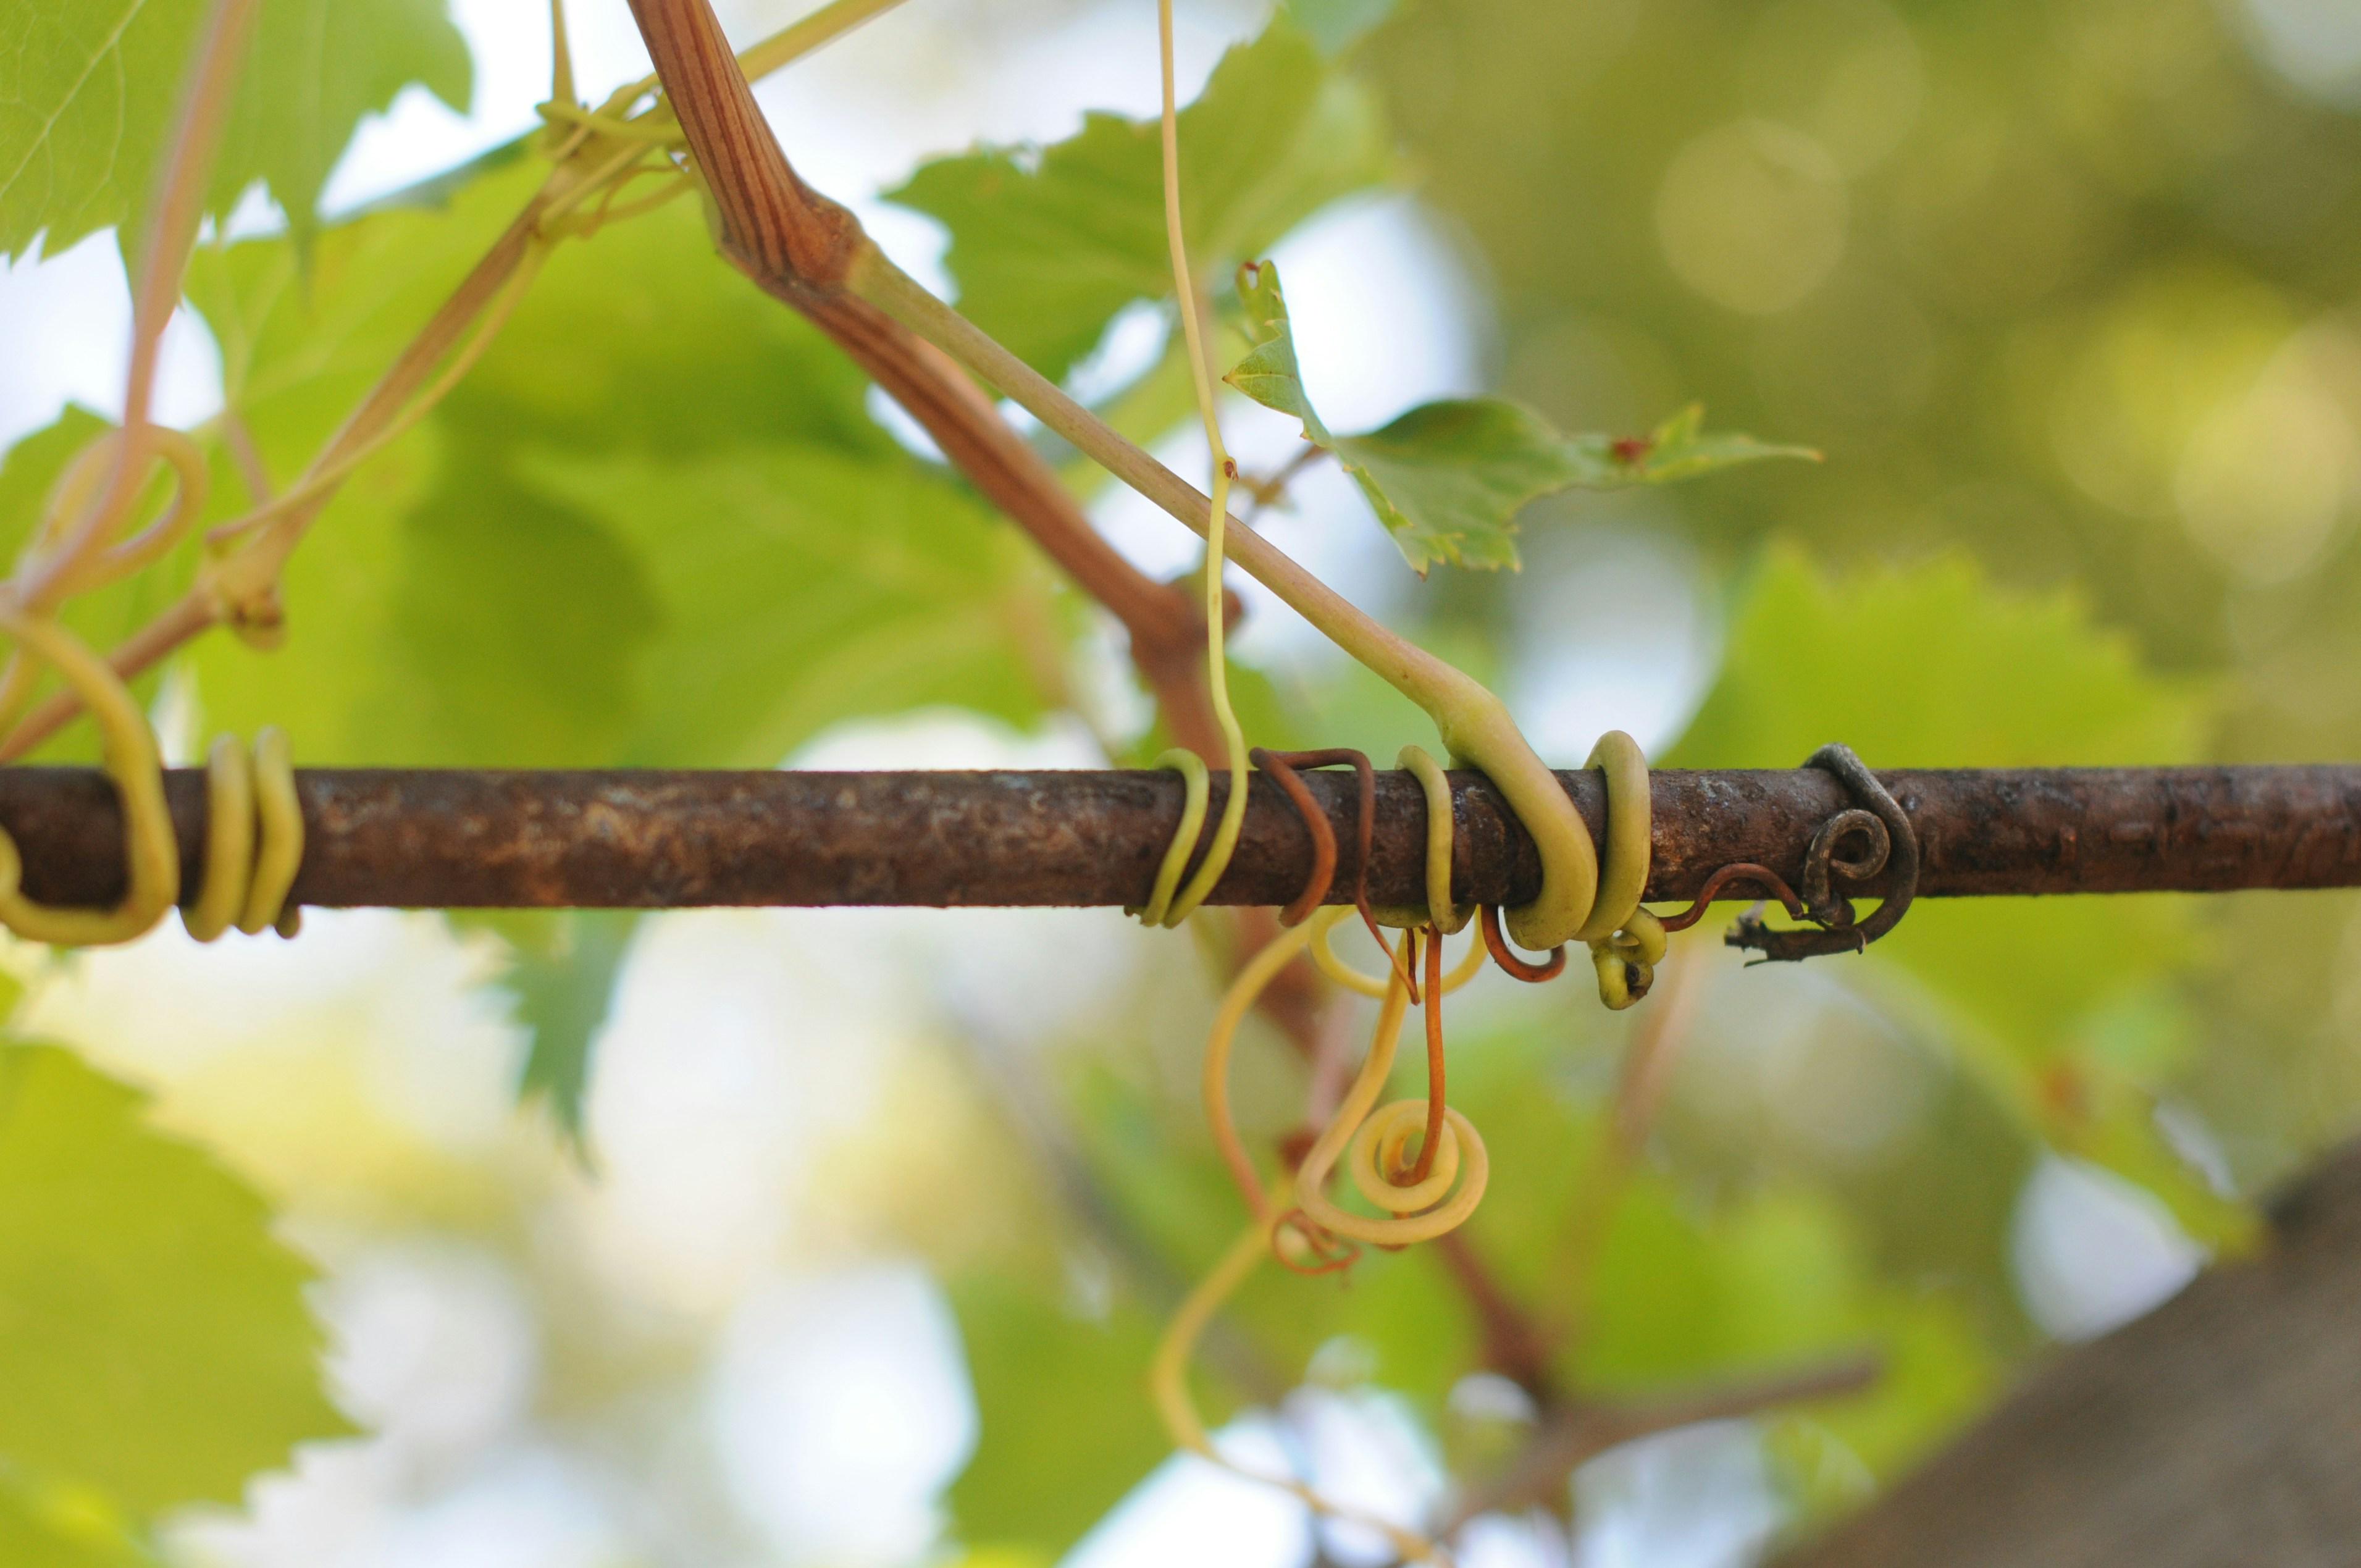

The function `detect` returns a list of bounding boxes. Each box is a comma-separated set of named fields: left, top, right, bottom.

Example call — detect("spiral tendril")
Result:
left=0, top=611, right=301, bottom=949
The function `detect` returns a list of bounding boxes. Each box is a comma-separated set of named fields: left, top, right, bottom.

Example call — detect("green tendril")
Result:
left=1134, top=0, right=1252, bottom=932
left=1388, top=723, right=1663, bottom=1008
left=1385, top=745, right=1475, bottom=934
left=1134, top=745, right=1209, bottom=928
left=0, top=610, right=302, bottom=948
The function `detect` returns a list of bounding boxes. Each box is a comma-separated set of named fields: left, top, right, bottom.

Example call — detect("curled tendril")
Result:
left=1133, top=747, right=1210, bottom=928
left=1591, top=907, right=1667, bottom=1010
left=27, top=425, right=212, bottom=594
left=1150, top=1223, right=1452, bottom=1566
left=1313, top=913, right=1485, bottom=1000
left=1478, top=903, right=1566, bottom=983
left=0, top=613, right=302, bottom=948
left=1271, top=1207, right=1360, bottom=1276
left=1248, top=746, right=1338, bottom=928
left=1655, top=862, right=1808, bottom=933
left=1254, top=746, right=1417, bottom=996
left=0, top=613, right=178, bottom=945
left=1385, top=746, right=1474, bottom=935
left=1404, top=921, right=1448, bottom=1185
left=1159, top=902, right=1455, bottom=1565
left=182, top=727, right=306, bottom=942
left=1293, top=929, right=1488, bottom=1248
left=1388, top=731, right=1660, bottom=1007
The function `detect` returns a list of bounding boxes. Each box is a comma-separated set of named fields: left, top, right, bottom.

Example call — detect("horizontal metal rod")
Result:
left=0, top=765, right=2353, bottom=913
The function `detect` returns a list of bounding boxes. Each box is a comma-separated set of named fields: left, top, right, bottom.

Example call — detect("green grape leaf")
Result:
left=180, top=153, right=549, bottom=757
left=1670, top=543, right=2211, bottom=770
left=1227, top=262, right=1818, bottom=573
left=0, top=1483, right=141, bottom=1568
left=448, top=178, right=892, bottom=463
left=1280, top=0, right=1398, bottom=56
left=184, top=148, right=543, bottom=469
left=885, top=17, right=1388, bottom=381
left=519, top=444, right=1059, bottom=766
left=1669, top=545, right=2237, bottom=1236
left=1574, top=1172, right=1994, bottom=1478
left=186, top=168, right=918, bottom=771
left=947, top=1271, right=1170, bottom=1554
left=1, top=0, right=472, bottom=261
left=0, top=1042, right=348, bottom=1514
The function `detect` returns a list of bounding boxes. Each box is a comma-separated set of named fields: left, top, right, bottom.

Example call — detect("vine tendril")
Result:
left=1132, top=0, right=1252, bottom=933
left=1388, top=730, right=1663, bottom=1007
left=182, top=727, right=305, bottom=942
left=1252, top=746, right=1416, bottom=995
left=1292, top=932, right=1488, bottom=1247
left=0, top=613, right=177, bottom=945
left=1387, top=745, right=1474, bottom=935
left=1161, top=900, right=1454, bottom=1565
left=1133, top=747, right=1210, bottom=928
left=0, top=615, right=301, bottom=947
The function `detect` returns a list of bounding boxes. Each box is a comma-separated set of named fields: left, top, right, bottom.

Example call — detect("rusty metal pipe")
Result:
left=0, top=765, right=2352, bottom=912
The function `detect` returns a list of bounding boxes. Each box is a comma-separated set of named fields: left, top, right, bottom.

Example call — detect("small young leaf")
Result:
left=471, top=908, right=640, bottom=1145
left=886, top=18, right=1388, bottom=381
left=0, top=0, right=472, bottom=261
left=0, top=1042, right=348, bottom=1514
left=1227, top=261, right=1819, bottom=573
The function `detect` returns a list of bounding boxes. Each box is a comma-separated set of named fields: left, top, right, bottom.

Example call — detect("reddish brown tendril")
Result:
left=1272, top=1209, right=1360, bottom=1275
left=1249, top=746, right=1335, bottom=927
left=1480, top=903, right=1568, bottom=983
left=1654, top=862, right=1810, bottom=933
left=1400, top=924, right=1449, bottom=1187
left=1253, top=746, right=1418, bottom=1000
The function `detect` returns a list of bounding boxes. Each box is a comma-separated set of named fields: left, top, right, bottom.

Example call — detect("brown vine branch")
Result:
left=4, top=764, right=2352, bottom=913
left=619, top=0, right=1219, bottom=755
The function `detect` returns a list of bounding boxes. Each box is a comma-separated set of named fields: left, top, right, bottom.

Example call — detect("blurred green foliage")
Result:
left=6, top=0, right=2361, bottom=1558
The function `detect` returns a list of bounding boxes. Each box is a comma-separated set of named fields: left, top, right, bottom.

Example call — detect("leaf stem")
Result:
left=850, top=249, right=1604, bottom=949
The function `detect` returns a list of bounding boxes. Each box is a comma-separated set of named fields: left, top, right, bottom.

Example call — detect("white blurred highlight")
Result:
left=1507, top=523, right=1719, bottom=763
left=1063, top=1418, right=1314, bottom=1568
left=1573, top=1421, right=1782, bottom=1568
left=706, top=1264, right=977, bottom=1564
left=0, top=233, right=223, bottom=450
left=324, top=1241, right=542, bottom=1468
left=2013, top=1155, right=2204, bottom=1341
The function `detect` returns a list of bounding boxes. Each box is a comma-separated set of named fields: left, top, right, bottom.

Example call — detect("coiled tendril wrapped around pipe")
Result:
left=0, top=611, right=303, bottom=949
